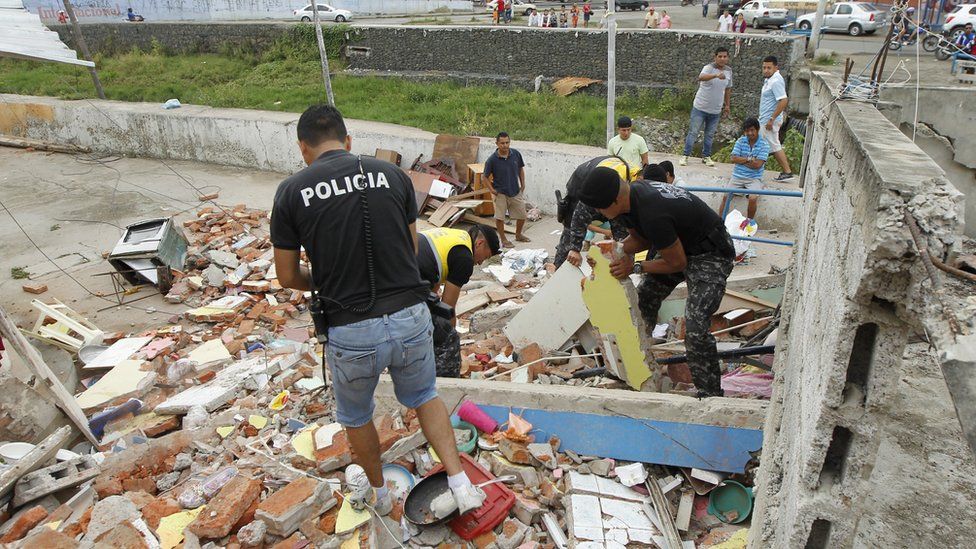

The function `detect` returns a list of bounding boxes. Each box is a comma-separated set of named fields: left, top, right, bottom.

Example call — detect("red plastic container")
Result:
left=427, top=452, right=516, bottom=540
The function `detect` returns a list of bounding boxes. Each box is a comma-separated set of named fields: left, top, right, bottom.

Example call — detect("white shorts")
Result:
left=760, top=117, right=783, bottom=153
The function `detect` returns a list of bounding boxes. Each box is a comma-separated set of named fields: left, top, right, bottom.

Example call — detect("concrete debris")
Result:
left=13, top=455, right=100, bottom=507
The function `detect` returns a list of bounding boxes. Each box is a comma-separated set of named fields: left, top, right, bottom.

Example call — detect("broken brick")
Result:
left=94, top=477, right=124, bottom=498
left=317, top=506, right=338, bottom=534
left=199, top=193, right=219, bottom=201
left=20, top=528, right=78, bottom=549
left=122, top=477, right=158, bottom=495
left=144, top=415, right=181, bottom=438
left=21, top=282, right=48, bottom=294
left=255, top=477, right=333, bottom=537
left=188, top=475, right=263, bottom=539
left=0, top=506, right=49, bottom=543
left=141, top=495, right=181, bottom=530
left=94, top=520, right=148, bottom=548
left=270, top=532, right=306, bottom=549
left=473, top=530, right=497, bottom=549
left=499, top=438, right=533, bottom=465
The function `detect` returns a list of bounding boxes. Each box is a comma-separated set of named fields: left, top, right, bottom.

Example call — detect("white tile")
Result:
left=607, top=529, right=629, bottom=545
left=600, top=498, right=654, bottom=531
left=568, top=495, right=603, bottom=529
left=596, top=476, right=647, bottom=502
left=566, top=471, right=600, bottom=495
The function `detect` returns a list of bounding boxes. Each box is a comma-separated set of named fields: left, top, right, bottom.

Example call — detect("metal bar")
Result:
left=731, top=235, right=794, bottom=246
left=656, top=345, right=776, bottom=365
left=680, top=185, right=804, bottom=197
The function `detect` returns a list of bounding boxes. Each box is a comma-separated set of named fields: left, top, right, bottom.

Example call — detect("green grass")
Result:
left=0, top=44, right=695, bottom=146
left=404, top=16, right=454, bottom=25
left=712, top=128, right=805, bottom=174
left=10, top=267, right=29, bottom=279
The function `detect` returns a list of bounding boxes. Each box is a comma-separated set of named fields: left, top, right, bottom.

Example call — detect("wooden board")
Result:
left=456, top=293, right=491, bottom=316
left=467, top=163, right=494, bottom=217
left=463, top=213, right=516, bottom=234
left=407, top=170, right=438, bottom=212
left=433, top=134, right=480, bottom=184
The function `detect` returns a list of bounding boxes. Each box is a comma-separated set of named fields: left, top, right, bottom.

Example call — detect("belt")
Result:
left=686, top=225, right=734, bottom=258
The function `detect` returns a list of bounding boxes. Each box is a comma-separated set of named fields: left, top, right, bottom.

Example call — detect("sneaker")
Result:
left=452, top=483, right=487, bottom=515
left=774, top=172, right=795, bottom=182
left=345, top=464, right=372, bottom=511
left=703, top=156, right=715, bottom=167
left=678, top=156, right=688, bottom=167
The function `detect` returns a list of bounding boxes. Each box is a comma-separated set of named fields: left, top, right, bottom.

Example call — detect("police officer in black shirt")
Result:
left=271, top=105, right=486, bottom=517
left=577, top=167, right=735, bottom=397
left=417, top=226, right=501, bottom=377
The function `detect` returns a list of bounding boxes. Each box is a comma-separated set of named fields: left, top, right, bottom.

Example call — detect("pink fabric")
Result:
left=721, top=366, right=773, bottom=398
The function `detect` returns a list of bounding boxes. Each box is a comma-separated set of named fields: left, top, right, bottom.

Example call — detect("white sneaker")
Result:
left=703, top=156, right=715, bottom=167
left=679, top=156, right=688, bottom=167
left=345, top=464, right=373, bottom=512
left=452, top=483, right=487, bottom=515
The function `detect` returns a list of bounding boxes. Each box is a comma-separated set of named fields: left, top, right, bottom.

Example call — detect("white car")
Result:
left=795, top=2, right=889, bottom=36
left=945, top=4, right=976, bottom=40
left=293, top=4, right=353, bottom=23
left=735, top=1, right=789, bottom=29
left=486, top=0, right=537, bottom=16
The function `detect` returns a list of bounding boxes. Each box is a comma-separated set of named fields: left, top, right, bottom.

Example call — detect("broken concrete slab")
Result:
left=255, top=477, right=336, bottom=537
left=83, top=336, right=152, bottom=370
left=504, top=263, right=588, bottom=352
left=75, top=359, right=157, bottom=411
left=13, top=455, right=100, bottom=507
left=155, top=353, right=286, bottom=414
left=488, top=453, right=540, bottom=488
left=565, top=472, right=646, bottom=503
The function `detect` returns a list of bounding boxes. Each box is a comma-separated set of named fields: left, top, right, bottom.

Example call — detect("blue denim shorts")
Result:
left=325, top=302, right=437, bottom=427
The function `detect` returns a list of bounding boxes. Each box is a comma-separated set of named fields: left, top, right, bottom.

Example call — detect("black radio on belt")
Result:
left=426, top=292, right=454, bottom=320
left=309, top=294, right=330, bottom=343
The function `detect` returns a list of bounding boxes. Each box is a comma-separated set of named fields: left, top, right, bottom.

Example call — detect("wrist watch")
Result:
left=632, top=261, right=643, bottom=275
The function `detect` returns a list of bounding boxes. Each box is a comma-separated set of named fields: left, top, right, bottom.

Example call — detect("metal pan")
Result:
left=403, top=473, right=516, bottom=527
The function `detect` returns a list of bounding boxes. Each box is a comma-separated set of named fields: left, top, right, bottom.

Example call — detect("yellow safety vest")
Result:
left=598, top=156, right=642, bottom=182
left=421, top=228, right=473, bottom=285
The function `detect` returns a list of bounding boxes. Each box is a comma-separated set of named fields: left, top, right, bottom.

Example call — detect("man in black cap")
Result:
left=577, top=167, right=735, bottom=397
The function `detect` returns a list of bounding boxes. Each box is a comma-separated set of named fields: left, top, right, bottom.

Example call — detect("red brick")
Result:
left=21, top=528, right=78, bottom=549
left=0, top=506, right=49, bottom=543
left=231, top=497, right=261, bottom=533
left=188, top=476, right=263, bottom=539
left=94, top=477, right=123, bottom=498
left=95, top=520, right=148, bottom=548
left=142, top=495, right=181, bottom=530
left=498, top=438, right=533, bottom=465
left=62, top=506, right=92, bottom=538
left=270, top=532, right=305, bottom=549
left=21, top=282, right=48, bottom=294
left=122, top=477, right=158, bottom=495
left=473, top=530, right=497, bottom=549
left=318, top=506, right=338, bottom=534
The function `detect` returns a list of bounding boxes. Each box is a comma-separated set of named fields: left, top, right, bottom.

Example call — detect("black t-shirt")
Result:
left=620, top=181, right=725, bottom=253
left=566, top=155, right=615, bottom=199
left=270, top=150, right=428, bottom=326
left=417, top=238, right=475, bottom=288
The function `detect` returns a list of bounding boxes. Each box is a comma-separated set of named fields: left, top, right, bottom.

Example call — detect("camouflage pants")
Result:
left=432, top=314, right=461, bottom=378
left=636, top=250, right=733, bottom=396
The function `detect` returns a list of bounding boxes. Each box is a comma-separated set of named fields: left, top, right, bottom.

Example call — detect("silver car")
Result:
left=795, top=2, right=889, bottom=36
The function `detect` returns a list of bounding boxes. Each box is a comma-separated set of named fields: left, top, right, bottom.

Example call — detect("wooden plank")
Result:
left=0, top=135, right=89, bottom=154
left=428, top=202, right=460, bottom=227
left=723, top=289, right=777, bottom=311
left=488, top=290, right=521, bottom=303
left=463, top=213, right=516, bottom=234
left=456, top=293, right=491, bottom=316
left=0, top=426, right=71, bottom=500
left=432, top=134, right=480, bottom=184
left=675, top=490, right=694, bottom=531
left=0, top=305, right=99, bottom=444
left=646, top=476, right=684, bottom=549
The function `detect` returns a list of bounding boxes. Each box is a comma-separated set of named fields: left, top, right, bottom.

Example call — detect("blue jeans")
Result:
left=683, top=107, right=721, bottom=157
left=702, top=4, right=709, bottom=17
left=325, top=302, right=437, bottom=427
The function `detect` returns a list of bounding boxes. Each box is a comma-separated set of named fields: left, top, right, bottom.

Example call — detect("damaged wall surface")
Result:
left=749, top=72, right=974, bottom=548
left=48, top=24, right=803, bottom=112
left=0, top=93, right=803, bottom=229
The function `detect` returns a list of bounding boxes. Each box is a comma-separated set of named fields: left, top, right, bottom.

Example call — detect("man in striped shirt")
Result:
left=719, top=117, right=769, bottom=220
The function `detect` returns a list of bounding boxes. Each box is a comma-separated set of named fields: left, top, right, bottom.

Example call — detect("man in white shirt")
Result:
left=644, top=6, right=661, bottom=28
left=717, top=9, right=733, bottom=32
left=607, top=116, right=650, bottom=170
left=681, top=47, right=732, bottom=168
left=528, top=9, right=542, bottom=27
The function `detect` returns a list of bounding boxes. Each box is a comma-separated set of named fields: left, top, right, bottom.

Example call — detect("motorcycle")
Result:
left=887, top=24, right=940, bottom=52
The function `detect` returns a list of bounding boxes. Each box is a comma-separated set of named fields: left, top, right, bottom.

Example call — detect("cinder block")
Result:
left=14, top=456, right=100, bottom=507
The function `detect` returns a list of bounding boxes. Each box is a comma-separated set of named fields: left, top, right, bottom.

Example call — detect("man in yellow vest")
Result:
left=418, top=226, right=501, bottom=377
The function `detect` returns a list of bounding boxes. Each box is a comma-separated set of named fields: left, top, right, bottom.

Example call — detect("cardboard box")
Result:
left=374, top=148, right=402, bottom=167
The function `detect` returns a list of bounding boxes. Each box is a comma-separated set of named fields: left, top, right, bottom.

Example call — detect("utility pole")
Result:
left=309, top=2, right=335, bottom=106
left=806, top=0, right=829, bottom=57
left=61, top=0, right=105, bottom=99
left=606, top=1, right=617, bottom=143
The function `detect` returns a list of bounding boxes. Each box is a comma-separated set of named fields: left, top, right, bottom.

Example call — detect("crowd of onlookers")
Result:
left=493, top=3, right=759, bottom=33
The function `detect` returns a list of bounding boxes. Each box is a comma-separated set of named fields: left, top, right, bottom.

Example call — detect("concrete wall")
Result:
left=0, top=94, right=803, bottom=230
left=49, top=23, right=804, bottom=113
left=877, top=85, right=976, bottom=238
left=750, top=72, right=970, bottom=548
left=25, top=0, right=471, bottom=23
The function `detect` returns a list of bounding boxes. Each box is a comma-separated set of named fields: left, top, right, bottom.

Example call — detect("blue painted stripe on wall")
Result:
left=479, top=405, right=763, bottom=474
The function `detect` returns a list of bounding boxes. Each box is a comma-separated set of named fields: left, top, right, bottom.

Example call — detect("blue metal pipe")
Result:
left=680, top=185, right=804, bottom=198
left=732, top=235, right=794, bottom=246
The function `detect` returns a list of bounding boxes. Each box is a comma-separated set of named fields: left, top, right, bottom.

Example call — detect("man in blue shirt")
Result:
left=719, top=117, right=770, bottom=220
left=484, top=132, right=529, bottom=247
left=758, top=56, right=794, bottom=181
left=956, top=23, right=975, bottom=52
